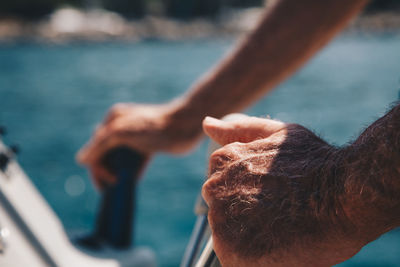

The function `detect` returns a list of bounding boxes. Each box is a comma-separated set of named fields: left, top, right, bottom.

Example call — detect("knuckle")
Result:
left=210, top=149, right=232, bottom=164
left=104, top=124, right=117, bottom=135
left=227, top=141, right=243, bottom=149
left=106, top=122, right=124, bottom=136
left=95, top=124, right=120, bottom=141
left=108, top=103, right=129, bottom=117
left=209, top=143, right=243, bottom=174
left=202, top=174, right=223, bottom=205
left=209, top=149, right=233, bottom=173
left=109, top=104, right=123, bottom=115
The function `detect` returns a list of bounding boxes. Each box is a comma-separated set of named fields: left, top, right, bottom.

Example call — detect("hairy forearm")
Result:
left=169, top=0, right=368, bottom=136
left=342, top=103, right=400, bottom=237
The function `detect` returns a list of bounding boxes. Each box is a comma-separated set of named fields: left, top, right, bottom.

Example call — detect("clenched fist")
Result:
left=77, top=102, right=203, bottom=188
left=202, top=115, right=372, bottom=267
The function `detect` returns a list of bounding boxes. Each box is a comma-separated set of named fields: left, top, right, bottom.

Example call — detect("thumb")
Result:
left=202, top=114, right=286, bottom=146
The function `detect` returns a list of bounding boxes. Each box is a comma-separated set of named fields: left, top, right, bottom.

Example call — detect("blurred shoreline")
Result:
left=0, top=7, right=400, bottom=44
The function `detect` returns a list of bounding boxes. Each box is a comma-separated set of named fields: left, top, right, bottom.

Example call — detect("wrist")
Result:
left=162, top=99, right=205, bottom=153
left=339, top=106, right=400, bottom=239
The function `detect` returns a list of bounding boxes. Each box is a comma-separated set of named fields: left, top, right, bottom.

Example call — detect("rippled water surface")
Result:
left=1, top=34, right=400, bottom=266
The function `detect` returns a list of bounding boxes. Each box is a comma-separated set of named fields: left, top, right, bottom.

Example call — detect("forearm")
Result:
left=168, top=0, right=368, bottom=136
left=342, top=103, right=400, bottom=237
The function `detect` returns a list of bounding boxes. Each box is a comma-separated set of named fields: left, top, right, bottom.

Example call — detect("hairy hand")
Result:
left=77, top=103, right=202, bottom=188
left=202, top=115, right=364, bottom=267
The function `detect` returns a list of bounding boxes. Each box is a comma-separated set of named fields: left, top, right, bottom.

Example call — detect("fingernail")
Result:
left=204, top=116, right=221, bottom=125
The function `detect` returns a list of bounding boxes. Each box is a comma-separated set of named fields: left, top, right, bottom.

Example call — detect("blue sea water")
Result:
left=1, top=34, right=400, bottom=266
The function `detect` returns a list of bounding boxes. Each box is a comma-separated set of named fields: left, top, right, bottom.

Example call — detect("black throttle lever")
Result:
left=76, top=146, right=146, bottom=250
left=0, top=144, right=19, bottom=173
left=0, top=153, right=8, bottom=172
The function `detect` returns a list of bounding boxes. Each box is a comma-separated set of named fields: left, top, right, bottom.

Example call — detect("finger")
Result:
left=76, top=125, right=117, bottom=165
left=104, top=103, right=133, bottom=124
left=202, top=115, right=286, bottom=145
left=87, top=147, right=151, bottom=190
left=76, top=123, right=107, bottom=163
left=202, top=172, right=226, bottom=208
left=89, top=164, right=117, bottom=190
left=77, top=141, right=103, bottom=165
left=76, top=143, right=92, bottom=165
